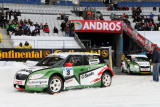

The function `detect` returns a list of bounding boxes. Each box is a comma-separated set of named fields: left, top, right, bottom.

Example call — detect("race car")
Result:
left=14, top=52, right=114, bottom=94
left=121, top=54, right=153, bottom=74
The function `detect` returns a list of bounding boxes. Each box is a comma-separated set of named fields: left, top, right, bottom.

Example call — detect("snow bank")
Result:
left=0, top=62, right=160, bottom=107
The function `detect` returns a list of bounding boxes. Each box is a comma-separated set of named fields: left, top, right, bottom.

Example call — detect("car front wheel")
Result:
left=47, top=75, right=64, bottom=94
left=101, top=72, right=112, bottom=87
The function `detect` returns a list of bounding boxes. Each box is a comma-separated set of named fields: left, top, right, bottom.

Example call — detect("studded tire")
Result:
left=47, top=75, right=64, bottom=94
left=101, top=72, right=112, bottom=87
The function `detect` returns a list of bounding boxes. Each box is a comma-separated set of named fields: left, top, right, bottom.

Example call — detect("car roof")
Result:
left=127, top=54, right=148, bottom=58
left=48, top=52, right=100, bottom=59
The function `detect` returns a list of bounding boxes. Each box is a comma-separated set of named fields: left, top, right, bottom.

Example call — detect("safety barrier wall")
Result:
left=0, top=48, right=110, bottom=61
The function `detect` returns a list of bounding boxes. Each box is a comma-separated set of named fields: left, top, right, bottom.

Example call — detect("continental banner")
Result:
left=0, top=48, right=110, bottom=61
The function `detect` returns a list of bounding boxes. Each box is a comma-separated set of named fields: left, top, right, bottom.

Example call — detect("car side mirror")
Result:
left=127, top=59, right=130, bottom=62
left=65, top=63, right=73, bottom=67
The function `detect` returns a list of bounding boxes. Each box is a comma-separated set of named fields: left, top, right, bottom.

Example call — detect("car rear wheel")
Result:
left=101, top=72, right=112, bottom=87
left=47, top=75, right=64, bottom=94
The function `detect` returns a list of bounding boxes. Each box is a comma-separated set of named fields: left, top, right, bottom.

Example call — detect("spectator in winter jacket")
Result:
left=158, top=15, right=160, bottom=21
left=14, top=27, right=20, bottom=36
left=43, top=23, right=48, bottom=28
left=53, top=26, right=58, bottom=34
left=23, top=41, right=32, bottom=49
left=24, top=27, right=31, bottom=36
left=61, top=21, right=65, bottom=31
left=16, top=10, right=21, bottom=16
left=26, top=22, right=30, bottom=28
left=64, top=25, right=70, bottom=37
left=16, top=43, right=23, bottom=49
left=31, top=30, right=37, bottom=36
left=34, top=22, right=40, bottom=29
left=7, top=24, right=15, bottom=35
left=0, top=33, right=3, bottom=42
left=70, top=27, right=75, bottom=37
left=30, top=23, right=35, bottom=33
left=40, top=22, right=43, bottom=29
left=43, top=25, right=50, bottom=33
left=22, top=23, right=27, bottom=30
left=150, top=12, right=154, bottom=19
left=65, top=16, right=69, bottom=23
left=152, top=44, right=160, bottom=82
left=28, top=19, right=32, bottom=25
left=19, top=28, right=25, bottom=36
left=34, top=26, right=40, bottom=35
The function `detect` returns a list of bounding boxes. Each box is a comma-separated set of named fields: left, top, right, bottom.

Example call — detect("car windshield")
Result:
left=132, top=57, right=149, bottom=62
left=36, top=57, right=64, bottom=67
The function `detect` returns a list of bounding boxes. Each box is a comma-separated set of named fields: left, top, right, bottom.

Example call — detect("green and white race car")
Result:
left=121, top=54, right=153, bottom=74
left=14, top=52, right=114, bottom=94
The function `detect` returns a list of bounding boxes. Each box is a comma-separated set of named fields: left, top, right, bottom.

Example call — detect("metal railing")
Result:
left=74, top=33, right=86, bottom=49
left=0, top=39, right=83, bottom=49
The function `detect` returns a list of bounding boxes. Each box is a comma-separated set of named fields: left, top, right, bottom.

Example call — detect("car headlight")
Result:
left=133, top=65, right=139, bottom=69
left=29, top=73, right=44, bottom=80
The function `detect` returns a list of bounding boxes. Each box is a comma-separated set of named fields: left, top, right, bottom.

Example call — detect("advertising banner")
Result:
left=0, top=48, right=110, bottom=61
left=71, top=20, right=123, bottom=33
left=124, top=24, right=145, bottom=47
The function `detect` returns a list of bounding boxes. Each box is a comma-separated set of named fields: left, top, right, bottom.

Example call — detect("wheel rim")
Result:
left=102, top=73, right=111, bottom=86
left=50, top=78, right=62, bottom=93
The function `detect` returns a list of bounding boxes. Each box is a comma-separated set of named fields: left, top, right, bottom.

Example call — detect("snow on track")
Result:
left=0, top=62, right=160, bottom=107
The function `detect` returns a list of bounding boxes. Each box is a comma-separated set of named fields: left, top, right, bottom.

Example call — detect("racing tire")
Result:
left=101, top=72, right=112, bottom=87
left=47, top=75, right=64, bottom=94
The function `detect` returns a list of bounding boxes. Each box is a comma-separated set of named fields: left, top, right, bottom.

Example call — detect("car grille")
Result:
left=140, top=66, right=150, bottom=68
left=16, top=74, right=28, bottom=80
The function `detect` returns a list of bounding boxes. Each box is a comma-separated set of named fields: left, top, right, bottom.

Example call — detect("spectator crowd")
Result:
left=59, top=13, right=75, bottom=37
left=132, top=7, right=160, bottom=31
left=0, top=9, right=61, bottom=36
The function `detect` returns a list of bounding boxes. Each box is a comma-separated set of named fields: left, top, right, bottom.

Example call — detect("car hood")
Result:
left=135, top=61, right=150, bottom=66
left=20, top=66, right=49, bottom=73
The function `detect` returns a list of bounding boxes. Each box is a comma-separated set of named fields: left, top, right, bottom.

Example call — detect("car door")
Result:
left=80, top=55, right=105, bottom=86
left=63, top=55, right=88, bottom=88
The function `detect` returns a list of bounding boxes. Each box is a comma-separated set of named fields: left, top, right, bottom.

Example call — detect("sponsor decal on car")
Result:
left=27, top=79, right=48, bottom=85
left=15, top=81, right=23, bottom=85
left=81, top=72, right=94, bottom=79
left=141, top=68, right=150, bottom=71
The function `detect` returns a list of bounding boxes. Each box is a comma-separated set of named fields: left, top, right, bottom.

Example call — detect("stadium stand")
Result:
left=80, top=1, right=105, bottom=7
left=55, top=1, right=75, bottom=6
left=0, top=0, right=43, bottom=5
left=118, top=2, right=160, bottom=7
left=3, top=3, right=72, bottom=14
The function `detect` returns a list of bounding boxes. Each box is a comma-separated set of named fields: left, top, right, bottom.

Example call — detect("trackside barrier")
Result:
left=0, top=47, right=110, bottom=60
left=123, top=23, right=160, bottom=52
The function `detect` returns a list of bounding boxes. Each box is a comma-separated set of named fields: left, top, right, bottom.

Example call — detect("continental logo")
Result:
left=101, top=50, right=109, bottom=57
left=0, top=50, right=43, bottom=59
left=52, top=49, right=109, bottom=58
left=43, top=50, right=51, bottom=57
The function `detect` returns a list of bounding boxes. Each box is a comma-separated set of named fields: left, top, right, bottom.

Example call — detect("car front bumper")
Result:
left=14, top=73, right=48, bottom=92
